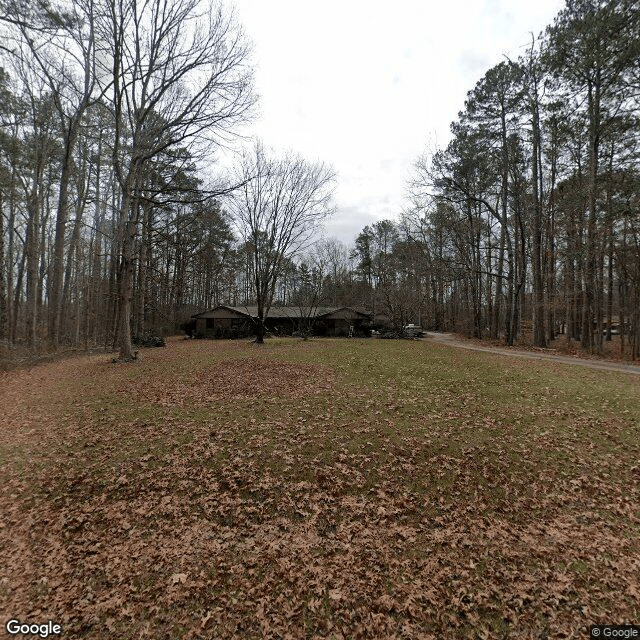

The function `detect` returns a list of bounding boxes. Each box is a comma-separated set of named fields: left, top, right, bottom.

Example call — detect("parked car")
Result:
left=403, top=324, right=425, bottom=338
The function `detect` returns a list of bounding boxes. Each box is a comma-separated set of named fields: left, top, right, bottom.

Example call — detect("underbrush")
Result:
left=0, top=340, right=110, bottom=371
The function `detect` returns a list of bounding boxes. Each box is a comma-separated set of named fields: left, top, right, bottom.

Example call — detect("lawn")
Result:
left=1, top=337, right=639, bottom=639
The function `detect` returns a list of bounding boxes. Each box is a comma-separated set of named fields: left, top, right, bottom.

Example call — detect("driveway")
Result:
left=423, top=332, right=640, bottom=375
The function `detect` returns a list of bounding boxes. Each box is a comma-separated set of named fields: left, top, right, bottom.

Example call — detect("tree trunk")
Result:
left=25, top=187, right=40, bottom=348
left=117, top=215, right=137, bottom=360
left=115, top=161, right=141, bottom=361
left=582, top=81, right=600, bottom=351
left=493, top=223, right=506, bottom=339
left=605, top=143, right=615, bottom=342
left=606, top=222, right=614, bottom=341
left=530, top=82, right=546, bottom=347
left=0, top=190, right=6, bottom=341
left=545, top=152, right=557, bottom=343
left=135, top=201, right=151, bottom=337
left=61, top=198, right=87, bottom=342
left=49, top=120, right=81, bottom=345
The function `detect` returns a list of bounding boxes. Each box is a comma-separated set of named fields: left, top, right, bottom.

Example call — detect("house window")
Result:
left=206, top=318, right=215, bottom=329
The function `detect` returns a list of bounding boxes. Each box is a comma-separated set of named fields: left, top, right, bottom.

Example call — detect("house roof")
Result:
left=193, top=305, right=371, bottom=320
left=315, top=307, right=371, bottom=320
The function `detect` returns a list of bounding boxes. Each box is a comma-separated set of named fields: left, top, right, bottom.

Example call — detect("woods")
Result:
left=0, top=0, right=256, bottom=358
left=408, top=0, right=640, bottom=355
left=0, top=0, right=639, bottom=359
left=2, top=2, right=640, bottom=636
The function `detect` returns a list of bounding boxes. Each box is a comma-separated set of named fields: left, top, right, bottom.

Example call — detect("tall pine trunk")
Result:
left=0, top=190, right=6, bottom=341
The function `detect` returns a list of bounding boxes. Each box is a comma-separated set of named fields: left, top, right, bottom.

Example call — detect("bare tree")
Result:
left=1, top=0, right=106, bottom=344
left=231, top=142, right=336, bottom=343
left=98, top=0, right=256, bottom=360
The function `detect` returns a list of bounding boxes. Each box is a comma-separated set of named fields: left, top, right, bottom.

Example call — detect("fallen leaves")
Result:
left=0, top=337, right=639, bottom=638
left=126, top=356, right=335, bottom=408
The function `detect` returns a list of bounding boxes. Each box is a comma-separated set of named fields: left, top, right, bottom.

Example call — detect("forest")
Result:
left=1, top=0, right=640, bottom=360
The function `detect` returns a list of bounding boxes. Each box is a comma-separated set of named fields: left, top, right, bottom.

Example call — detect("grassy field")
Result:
left=1, top=337, right=639, bottom=639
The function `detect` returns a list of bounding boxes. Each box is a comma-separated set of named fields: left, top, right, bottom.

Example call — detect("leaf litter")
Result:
left=0, top=337, right=639, bottom=639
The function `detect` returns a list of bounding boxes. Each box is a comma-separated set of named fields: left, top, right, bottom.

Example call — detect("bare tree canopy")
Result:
left=230, top=142, right=336, bottom=343
left=2, top=0, right=640, bottom=364
left=98, top=0, right=256, bottom=170
left=100, top=0, right=256, bottom=360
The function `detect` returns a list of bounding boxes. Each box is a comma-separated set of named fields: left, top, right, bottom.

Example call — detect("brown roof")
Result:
left=193, top=305, right=371, bottom=320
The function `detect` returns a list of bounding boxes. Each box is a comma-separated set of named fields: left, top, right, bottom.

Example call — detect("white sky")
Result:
left=230, top=0, right=566, bottom=244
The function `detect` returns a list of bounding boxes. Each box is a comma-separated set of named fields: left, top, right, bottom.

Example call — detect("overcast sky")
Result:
left=230, top=0, right=566, bottom=245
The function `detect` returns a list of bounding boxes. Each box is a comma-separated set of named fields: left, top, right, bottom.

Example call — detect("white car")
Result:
left=403, top=324, right=425, bottom=338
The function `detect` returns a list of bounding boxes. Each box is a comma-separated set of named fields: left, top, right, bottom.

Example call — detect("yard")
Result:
left=1, top=337, right=639, bottom=639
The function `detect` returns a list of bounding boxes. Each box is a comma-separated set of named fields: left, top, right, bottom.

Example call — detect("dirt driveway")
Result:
left=424, top=332, right=640, bottom=375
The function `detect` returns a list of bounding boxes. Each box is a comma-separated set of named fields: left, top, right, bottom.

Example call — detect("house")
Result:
left=191, top=305, right=371, bottom=338
left=313, top=307, right=372, bottom=337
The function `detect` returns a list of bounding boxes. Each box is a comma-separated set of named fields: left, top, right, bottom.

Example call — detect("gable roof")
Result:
left=193, top=305, right=371, bottom=320
left=315, top=307, right=371, bottom=320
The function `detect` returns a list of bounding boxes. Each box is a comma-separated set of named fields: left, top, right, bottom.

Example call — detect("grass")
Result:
left=1, top=336, right=639, bottom=639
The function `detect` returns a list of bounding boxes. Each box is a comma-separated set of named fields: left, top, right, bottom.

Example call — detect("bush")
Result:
left=132, top=333, right=166, bottom=348
left=179, top=319, right=197, bottom=338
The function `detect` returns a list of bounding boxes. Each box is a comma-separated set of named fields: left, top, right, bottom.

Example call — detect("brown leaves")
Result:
left=0, top=337, right=639, bottom=638
left=126, top=357, right=335, bottom=408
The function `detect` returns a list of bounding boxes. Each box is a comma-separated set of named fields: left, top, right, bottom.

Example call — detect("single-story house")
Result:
left=191, top=305, right=372, bottom=338
left=313, top=307, right=372, bottom=337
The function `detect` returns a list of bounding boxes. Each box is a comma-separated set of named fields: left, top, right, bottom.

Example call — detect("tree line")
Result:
left=278, top=0, right=640, bottom=360
left=407, top=0, right=640, bottom=356
left=0, top=0, right=339, bottom=358
left=1, top=0, right=639, bottom=359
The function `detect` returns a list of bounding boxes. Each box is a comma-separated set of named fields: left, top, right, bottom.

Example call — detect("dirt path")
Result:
left=424, top=331, right=640, bottom=375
